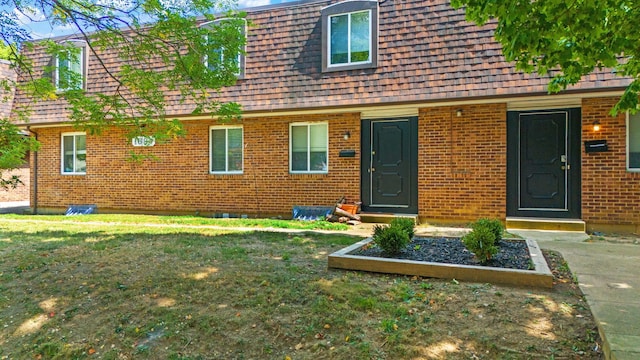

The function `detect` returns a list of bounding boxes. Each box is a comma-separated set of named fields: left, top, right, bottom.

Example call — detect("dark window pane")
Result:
left=350, top=11, right=370, bottom=63
left=310, top=151, right=327, bottom=171
left=211, top=129, right=227, bottom=171
left=62, top=135, right=74, bottom=172
left=228, top=128, right=243, bottom=171
left=630, top=114, right=640, bottom=169
left=292, top=151, right=308, bottom=171
left=330, top=14, right=349, bottom=65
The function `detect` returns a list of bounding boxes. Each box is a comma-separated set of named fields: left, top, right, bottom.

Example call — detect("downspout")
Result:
left=25, top=126, right=38, bottom=214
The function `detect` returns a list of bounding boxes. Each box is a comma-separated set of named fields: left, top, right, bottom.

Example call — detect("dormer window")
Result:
left=321, top=0, right=378, bottom=72
left=201, top=18, right=246, bottom=79
left=55, top=40, right=87, bottom=91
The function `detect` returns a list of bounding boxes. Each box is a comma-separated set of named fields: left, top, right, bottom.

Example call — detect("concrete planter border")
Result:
left=328, top=237, right=554, bottom=288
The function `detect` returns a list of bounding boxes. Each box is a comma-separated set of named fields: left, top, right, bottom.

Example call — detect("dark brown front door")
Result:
left=507, top=109, right=581, bottom=218
left=361, top=118, right=418, bottom=214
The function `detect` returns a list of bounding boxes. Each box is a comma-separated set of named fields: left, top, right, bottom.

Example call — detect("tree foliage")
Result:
left=0, top=0, right=246, bottom=184
left=0, top=43, right=11, bottom=60
left=452, top=0, right=640, bottom=115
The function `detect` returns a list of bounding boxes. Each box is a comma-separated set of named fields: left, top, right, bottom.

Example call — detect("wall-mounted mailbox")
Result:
left=584, top=140, right=608, bottom=153
left=339, top=150, right=356, bottom=157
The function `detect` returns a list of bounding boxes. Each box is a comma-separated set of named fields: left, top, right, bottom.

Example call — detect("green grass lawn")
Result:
left=0, top=216, right=601, bottom=359
left=0, top=213, right=349, bottom=231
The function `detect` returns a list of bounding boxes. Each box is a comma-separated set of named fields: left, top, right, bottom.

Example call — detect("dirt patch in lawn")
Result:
left=0, top=219, right=602, bottom=359
left=587, top=231, right=640, bottom=245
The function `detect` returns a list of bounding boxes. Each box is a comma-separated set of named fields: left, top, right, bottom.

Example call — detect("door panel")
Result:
left=519, top=113, right=567, bottom=210
left=371, top=121, right=410, bottom=206
left=361, top=117, right=418, bottom=214
left=507, top=109, right=581, bottom=219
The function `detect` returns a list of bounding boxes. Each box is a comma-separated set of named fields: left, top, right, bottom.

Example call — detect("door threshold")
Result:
left=506, top=217, right=585, bottom=232
left=359, top=212, right=419, bottom=224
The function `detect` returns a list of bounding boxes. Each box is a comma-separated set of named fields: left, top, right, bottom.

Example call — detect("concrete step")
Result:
left=359, top=213, right=419, bottom=224
left=506, top=217, right=585, bottom=232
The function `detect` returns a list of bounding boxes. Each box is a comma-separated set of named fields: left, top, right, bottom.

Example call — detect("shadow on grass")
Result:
left=0, top=224, right=600, bottom=359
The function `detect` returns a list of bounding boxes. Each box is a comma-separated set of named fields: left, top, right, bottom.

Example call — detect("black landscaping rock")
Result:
left=352, top=237, right=533, bottom=271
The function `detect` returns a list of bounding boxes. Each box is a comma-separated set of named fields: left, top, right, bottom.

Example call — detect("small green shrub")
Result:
left=462, top=226, right=498, bottom=264
left=471, top=218, right=504, bottom=244
left=372, top=224, right=410, bottom=255
left=372, top=224, right=385, bottom=239
left=390, top=217, right=416, bottom=239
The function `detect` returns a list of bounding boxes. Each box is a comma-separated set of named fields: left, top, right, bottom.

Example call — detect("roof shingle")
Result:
left=13, top=0, right=631, bottom=124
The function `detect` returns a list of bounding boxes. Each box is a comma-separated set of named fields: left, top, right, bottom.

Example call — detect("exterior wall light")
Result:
left=343, top=131, right=351, bottom=140
left=593, top=120, right=601, bottom=132
left=456, top=109, right=463, bottom=117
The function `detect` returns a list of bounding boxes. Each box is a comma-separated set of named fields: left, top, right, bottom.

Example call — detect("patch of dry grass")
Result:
left=0, top=219, right=601, bottom=359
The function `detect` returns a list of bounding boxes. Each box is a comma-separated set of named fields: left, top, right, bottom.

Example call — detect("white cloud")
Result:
left=12, top=6, right=46, bottom=26
left=29, top=23, right=76, bottom=40
left=159, top=0, right=191, bottom=10
left=238, top=0, right=274, bottom=7
left=96, top=0, right=136, bottom=11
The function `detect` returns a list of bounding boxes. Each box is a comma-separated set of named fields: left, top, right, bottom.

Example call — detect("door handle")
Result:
left=371, top=168, right=375, bottom=172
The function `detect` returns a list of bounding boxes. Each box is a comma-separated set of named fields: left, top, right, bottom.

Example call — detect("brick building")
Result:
left=0, top=60, right=29, bottom=202
left=11, top=0, right=640, bottom=232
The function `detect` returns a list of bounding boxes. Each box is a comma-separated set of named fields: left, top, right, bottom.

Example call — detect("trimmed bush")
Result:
left=390, top=217, right=416, bottom=239
left=471, top=218, right=504, bottom=245
left=372, top=224, right=410, bottom=255
left=462, top=226, right=498, bottom=264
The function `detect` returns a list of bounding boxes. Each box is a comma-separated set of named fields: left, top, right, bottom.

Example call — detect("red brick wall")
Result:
left=31, top=113, right=360, bottom=216
left=582, top=97, right=640, bottom=232
left=29, top=98, right=640, bottom=230
left=0, top=61, right=28, bottom=202
left=417, top=104, right=507, bottom=223
left=0, top=167, right=29, bottom=202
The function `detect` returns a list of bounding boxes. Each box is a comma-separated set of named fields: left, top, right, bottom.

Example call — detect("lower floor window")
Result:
left=61, top=132, right=86, bottom=174
left=210, top=126, right=243, bottom=173
left=290, top=122, right=328, bottom=173
left=629, top=113, right=640, bottom=171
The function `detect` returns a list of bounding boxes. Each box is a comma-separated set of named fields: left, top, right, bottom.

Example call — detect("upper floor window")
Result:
left=290, top=122, right=328, bottom=173
left=55, top=40, right=87, bottom=91
left=628, top=112, right=640, bottom=171
left=210, top=125, right=243, bottom=174
left=201, top=18, right=246, bottom=79
left=321, top=0, right=378, bottom=72
left=61, top=132, right=86, bottom=175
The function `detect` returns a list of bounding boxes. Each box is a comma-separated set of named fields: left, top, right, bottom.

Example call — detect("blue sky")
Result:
left=3, top=0, right=297, bottom=41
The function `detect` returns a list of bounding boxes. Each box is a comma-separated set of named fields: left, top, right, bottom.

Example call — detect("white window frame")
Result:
left=209, top=125, right=244, bottom=174
left=321, top=0, right=378, bottom=72
left=289, top=122, right=329, bottom=174
left=61, top=132, right=86, bottom=175
left=55, top=40, right=87, bottom=91
left=327, top=9, right=372, bottom=68
left=627, top=112, right=640, bottom=172
left=200, top=18, right=247, bottom=79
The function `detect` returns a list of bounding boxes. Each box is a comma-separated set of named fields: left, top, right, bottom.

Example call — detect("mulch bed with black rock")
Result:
left=352, top=237, right=533, bottom=270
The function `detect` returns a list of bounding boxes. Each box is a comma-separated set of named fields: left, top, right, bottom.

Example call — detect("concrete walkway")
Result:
left=0, top=201, right=29, bottom=214
left=510, top=230, right=640, bottom=360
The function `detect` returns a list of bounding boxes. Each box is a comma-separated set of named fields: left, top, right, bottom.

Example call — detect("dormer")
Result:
left=321, top=0, right=379, bottom=72
left=200, top=17, right=247, bottom=80
left=54, top=40, right=88, bottom=91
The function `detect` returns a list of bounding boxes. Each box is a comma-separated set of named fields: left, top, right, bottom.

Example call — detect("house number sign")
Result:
left=132, top=136, right=156, bottom=147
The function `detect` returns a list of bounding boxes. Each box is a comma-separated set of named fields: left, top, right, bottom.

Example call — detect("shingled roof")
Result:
left=0, top=60, right=16, bottom=119
left=13, top=0, right=631, bottom=124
